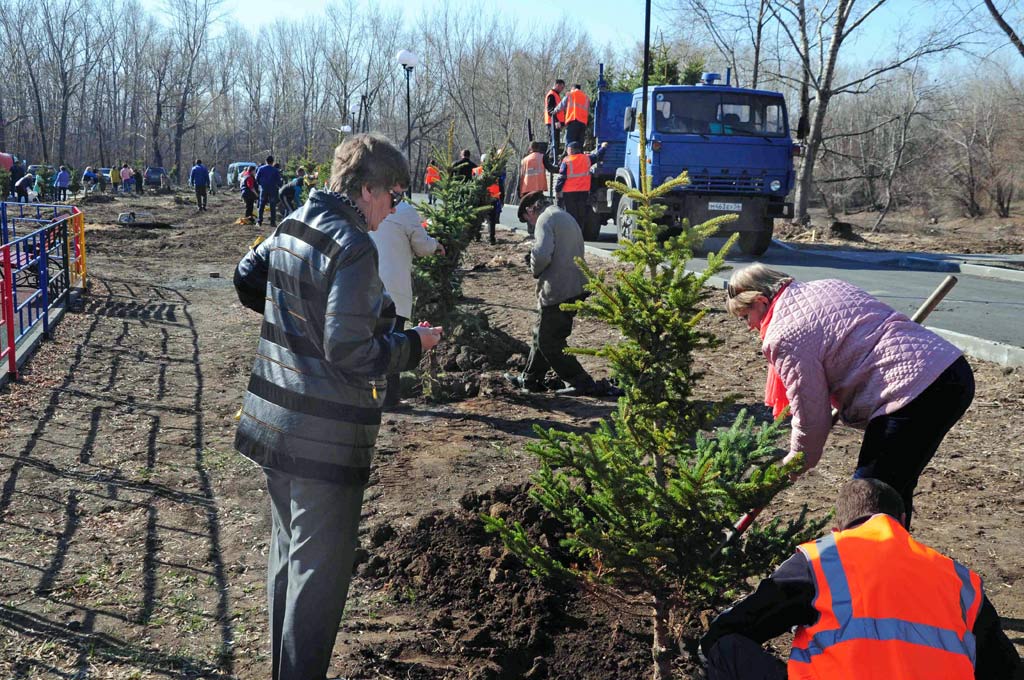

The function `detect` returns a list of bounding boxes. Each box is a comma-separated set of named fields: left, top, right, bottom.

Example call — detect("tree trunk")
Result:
left=651, top=595, right=674, bottom=680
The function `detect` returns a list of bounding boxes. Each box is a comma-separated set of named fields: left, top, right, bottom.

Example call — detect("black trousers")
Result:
left=565, top=121, right=586, bottom=147
left=384, top=316, right=407, bottom=407
left=561, top=192, right=588, bottom=232
left=705, top=635, right=786, bottom=680
left=195, top=186, right=207, bottom=209
left=854, top=355, right=975, bottom=528
left=243, top=191, right=256, bottom=218
left=523, top=299, right=588, bottom=386
left=56, top=187, right=68, bottom=201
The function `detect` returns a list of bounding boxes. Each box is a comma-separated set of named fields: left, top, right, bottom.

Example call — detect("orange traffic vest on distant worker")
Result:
left=424, top=165, right=440, bottom=186
left=472, top=166, right=500, bottom=199
left=520, top=152, right=547, bottom=194
left=788, top=513, right=981, bottom=680
left=565, top=88, right=589, bottom=125
left=544, top=88, right=565, bottom=125
left=562, top=153, right=591, bottom=193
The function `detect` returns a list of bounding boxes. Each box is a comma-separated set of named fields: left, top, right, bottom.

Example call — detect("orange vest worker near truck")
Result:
left=700, top=479, right=1021, bottom=680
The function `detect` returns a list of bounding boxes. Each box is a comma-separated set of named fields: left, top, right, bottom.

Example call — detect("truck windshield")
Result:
left=653, top=91, right=788, bottom=137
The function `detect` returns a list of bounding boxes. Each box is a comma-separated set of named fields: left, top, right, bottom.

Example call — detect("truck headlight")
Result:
left=770, top=180, right=782, bottom=192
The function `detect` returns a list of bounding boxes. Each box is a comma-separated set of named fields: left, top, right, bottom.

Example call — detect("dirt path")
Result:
left=1, top=191, right=1021, bottom=678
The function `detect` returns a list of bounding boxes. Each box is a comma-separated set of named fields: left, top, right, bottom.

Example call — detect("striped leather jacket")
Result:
left=233, top=189, right=422, bottom=485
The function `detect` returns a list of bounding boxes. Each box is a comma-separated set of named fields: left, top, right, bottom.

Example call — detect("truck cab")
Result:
left=593, top=72, right=797, bottom=255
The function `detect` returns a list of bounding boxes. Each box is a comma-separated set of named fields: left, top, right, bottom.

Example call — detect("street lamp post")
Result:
left=396, top=49, right=418, bottom=195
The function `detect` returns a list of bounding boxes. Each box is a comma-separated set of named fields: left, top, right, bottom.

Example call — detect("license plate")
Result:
left=708, top=201, right=742, bottom=212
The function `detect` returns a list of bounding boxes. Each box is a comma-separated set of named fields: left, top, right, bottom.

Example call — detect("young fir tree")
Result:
left=484, top=115, right=826, bottom=679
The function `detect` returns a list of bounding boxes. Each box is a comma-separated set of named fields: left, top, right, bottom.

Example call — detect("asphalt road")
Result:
left=487, top=200, right=1023, bottom=356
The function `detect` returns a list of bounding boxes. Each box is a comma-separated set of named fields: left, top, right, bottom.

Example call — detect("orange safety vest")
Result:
left=425, top=166, right=440, bottom=186
left=562, top=153, right=591, bottom=193
left=472, top=166, right=500, bottom=199
left=544, top=88, right=565, bottom=125
left=789, top=514, right=981, bottom=680
left=520, top=153, right=547, bottom=194
left=565, top=88, right=589, bottom=125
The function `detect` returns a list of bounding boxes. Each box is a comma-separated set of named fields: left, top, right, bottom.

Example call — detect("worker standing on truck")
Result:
left=555, top=140, right=607, bottom=234
left=559, top=84, right=589, bottom=148
left=544, top=79, right=566, bottom=164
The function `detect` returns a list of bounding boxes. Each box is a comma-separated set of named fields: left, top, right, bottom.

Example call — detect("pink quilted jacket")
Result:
left=761, top=279, right=962, bottom=467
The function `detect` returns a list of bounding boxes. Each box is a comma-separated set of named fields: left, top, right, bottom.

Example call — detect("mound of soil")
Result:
left=347, top=483, right=657, bottom=679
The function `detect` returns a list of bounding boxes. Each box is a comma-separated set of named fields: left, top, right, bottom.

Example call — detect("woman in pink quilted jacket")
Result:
left=725, top=264, right=974, bottom=527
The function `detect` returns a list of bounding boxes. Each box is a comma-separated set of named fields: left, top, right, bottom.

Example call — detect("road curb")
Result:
left=774, top=241, right=1024, bottom=284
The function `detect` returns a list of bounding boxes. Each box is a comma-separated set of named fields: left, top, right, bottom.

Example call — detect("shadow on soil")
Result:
left=0, top=277, right=235, bottom=677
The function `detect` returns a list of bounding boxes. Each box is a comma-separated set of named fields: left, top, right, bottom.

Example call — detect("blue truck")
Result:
left=584, top=69, right=800, bottom=256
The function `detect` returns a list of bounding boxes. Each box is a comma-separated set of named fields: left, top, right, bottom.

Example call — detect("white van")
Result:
left=227, top=161, right=257, bottom=188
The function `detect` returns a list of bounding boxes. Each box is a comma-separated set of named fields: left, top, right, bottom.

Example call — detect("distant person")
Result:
left=519, top=141, right=549, bottom=199
left=109, top=166, right=120, bottom=193
left=544, top=78, right=566, bottom=161
left=34, top=171, right=46, bottom=202
left=82, top=166, right=98, bottom=193
left=14, top=172, right=33, bottom=203
left=52, top=165, right=71, bottom=201
left=558, top=83, right=590, bottom=148
left=208, top=164, right=218, bottom=195
left=189, top=159, right=210, bottom=211
left=255, top=155, right=283, bottom=227
left=369, top=200, right=444, bottom=409
left=120, top=163, right=134, bottom=193
left=9, top=161, right=24, bottom=199
left=555, top=141, right=607, bottom=233
left=135, top=166, right=144, bottom=194
left=702, top=478, right=1022, bottom=680
left=240, top=164, right=258, bottom=220
left=424, top=159, right=440, bottom=205
left=278, top=167, right=306, bottom=215
left=450, top=149, right=476, bottom=181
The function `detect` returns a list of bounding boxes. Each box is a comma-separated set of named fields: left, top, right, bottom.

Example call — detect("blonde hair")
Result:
left=329, top=132, right=410, bottom=196
left=725, top=264, right=794, bottom=316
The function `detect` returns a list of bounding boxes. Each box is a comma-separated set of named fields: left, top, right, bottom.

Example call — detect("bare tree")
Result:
left=766, top=0, right=968, bottom=224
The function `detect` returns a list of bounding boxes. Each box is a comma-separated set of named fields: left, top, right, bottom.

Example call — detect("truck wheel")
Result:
left=738, top=222, right=774, bottom=257
left=616, top=196, right=635, bottom=243
left=583, top=208, right=603, bottom=241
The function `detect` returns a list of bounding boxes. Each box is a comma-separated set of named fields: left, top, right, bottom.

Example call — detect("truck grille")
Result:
left=684, top=173, right=765, bottom=194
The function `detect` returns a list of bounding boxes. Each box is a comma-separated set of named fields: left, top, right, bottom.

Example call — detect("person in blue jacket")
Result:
left=53, top=165, right=71, bottom=202
left=189, top=159, right=210, bottom=211
left=278, top=166, right=306, bottom=215
left=254, top=155, right=283, bottom=227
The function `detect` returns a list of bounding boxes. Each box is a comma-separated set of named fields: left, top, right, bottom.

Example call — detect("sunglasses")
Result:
left=389, top=190, right=405, bottom=208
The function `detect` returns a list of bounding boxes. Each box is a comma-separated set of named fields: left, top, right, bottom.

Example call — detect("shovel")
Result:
left=715, top=274, right=959, bottom=554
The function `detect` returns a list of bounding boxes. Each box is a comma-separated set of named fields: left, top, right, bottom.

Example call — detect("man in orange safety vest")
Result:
left=556, top=83, right=589, bottom=148
left=544, top=79, right=566, bottom=165
left=554, top=140, right=607, bottom=237
left=424, top=159, right=440, bottom=205
left=700, top=478, right=1021, bottom=680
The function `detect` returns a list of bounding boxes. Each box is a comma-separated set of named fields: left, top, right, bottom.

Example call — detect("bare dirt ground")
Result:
left=1, top=190, right=1021, bottom=679
left=779, top=207, right=1024, bottom=256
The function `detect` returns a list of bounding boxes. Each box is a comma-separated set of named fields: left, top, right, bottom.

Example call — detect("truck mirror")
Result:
left=623, top=107, right=635, bottom=132
left=797, top=114, right=809, bottom=140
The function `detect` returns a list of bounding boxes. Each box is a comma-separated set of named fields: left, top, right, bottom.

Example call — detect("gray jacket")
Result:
left=530, top=205, right=586, bottom=307
left=234, top=190, right=422, bottom=485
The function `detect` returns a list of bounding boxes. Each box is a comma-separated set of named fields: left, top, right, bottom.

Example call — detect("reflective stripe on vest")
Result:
left=565, top=89, right=589, bottom=125
left=472, top=166, right=483, bottom=177
left=520, top=153, right=546, bottom=194
left=789, top=515, right=980, bottom=677
left=563, top=153, right=590, bottom=193
left=544, top=89, right=564, bottom=125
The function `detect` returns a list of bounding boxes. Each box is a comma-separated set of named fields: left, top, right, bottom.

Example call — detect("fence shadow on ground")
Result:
left=0, top=276, right=236, bottom=677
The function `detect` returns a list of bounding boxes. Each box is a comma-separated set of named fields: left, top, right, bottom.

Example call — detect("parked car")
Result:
left=227, top=161, right=257, bottom=188
left=144, top=166, right=167, bottom=187
left=27, top=164, right=56, bottom=177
